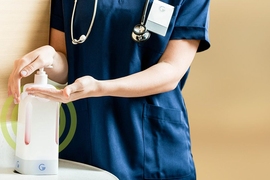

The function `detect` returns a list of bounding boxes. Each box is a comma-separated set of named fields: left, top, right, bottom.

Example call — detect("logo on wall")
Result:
left=0, top=96, right=77, bottom=152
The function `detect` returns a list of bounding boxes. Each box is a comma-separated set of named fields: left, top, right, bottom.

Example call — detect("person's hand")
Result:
left=26, top=76, right=100, bottom=103
left=8, top=45, right=56, bottom=104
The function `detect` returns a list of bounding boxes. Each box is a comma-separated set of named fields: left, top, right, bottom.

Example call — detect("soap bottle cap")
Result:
left=34, top=66, right=52, bottom=85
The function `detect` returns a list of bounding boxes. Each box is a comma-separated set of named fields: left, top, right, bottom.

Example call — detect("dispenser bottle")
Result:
left=15, top=68, right=60, bottom=175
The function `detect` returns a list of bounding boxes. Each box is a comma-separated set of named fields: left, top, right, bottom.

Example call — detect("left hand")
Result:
left=26, top=76, right=100, bottom=103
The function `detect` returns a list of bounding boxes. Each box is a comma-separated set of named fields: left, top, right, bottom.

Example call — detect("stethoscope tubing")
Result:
left=141, top=0, right=150, bottom=25
left=71, top=0, right=98, bottom=44
left=71, top=0, right=151, bottom=44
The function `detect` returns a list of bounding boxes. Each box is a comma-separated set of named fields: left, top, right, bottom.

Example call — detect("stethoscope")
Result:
left=131, top=0, right=151, bottom=42
left=71, top=0, right=98, bottom=44
left=71, top=0, right=151, bottom=45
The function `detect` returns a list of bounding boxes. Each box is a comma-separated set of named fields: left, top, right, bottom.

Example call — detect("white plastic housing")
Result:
left=15, top=68, right=60, bottom=175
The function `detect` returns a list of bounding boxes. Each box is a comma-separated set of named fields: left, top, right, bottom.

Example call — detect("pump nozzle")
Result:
left=37, top=68, right=45, bottom=74
left=34, top=68, right=48, bottom=85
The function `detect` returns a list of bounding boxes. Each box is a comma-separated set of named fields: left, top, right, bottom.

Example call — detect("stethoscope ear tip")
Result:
left=72, top=34, right=87, bottom=44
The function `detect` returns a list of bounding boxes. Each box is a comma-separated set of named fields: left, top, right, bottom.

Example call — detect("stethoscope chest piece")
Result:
left=132, top=24, right=151, bottom=42
left=131, top=0, right=151, bottom=42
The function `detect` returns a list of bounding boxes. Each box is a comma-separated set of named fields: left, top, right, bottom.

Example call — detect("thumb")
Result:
left=63, top=84, right=78, bottom=98
left=63, top=87, right=71, bottom=98
left=63, top=79, right=85, bottom=98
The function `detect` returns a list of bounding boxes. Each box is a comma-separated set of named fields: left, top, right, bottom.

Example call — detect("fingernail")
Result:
left=21, top=70, right=27, bottom=76
left=14, top=99, right=18, bottom=104
left=13, top=94, right=18, bottom=104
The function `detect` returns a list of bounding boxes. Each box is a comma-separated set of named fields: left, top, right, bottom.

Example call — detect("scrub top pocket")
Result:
left=143, top=103, right=192, bottom=179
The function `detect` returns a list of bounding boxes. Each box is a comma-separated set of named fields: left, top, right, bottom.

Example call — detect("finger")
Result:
left=63, top=88, right=71, bottom=98
left=20, top=56, right=52, bottom=77
left=14, top=52, right=39, bottom=78
left=27, top=88, right=63, bottom=101
left=27, top=87, right=60, bottom=95
left=13, top=81, right=21, bottom=104
left=19, top=49, right=53, bottom=77
left=7, top=71, right=22, bottom=104
left=7, top=54, right=37, bottom=98
left=63, top=90, right=86, bottom=103
left=63, top=81, right=84, bottom=97
left=28, top=93, right=63, bottom=103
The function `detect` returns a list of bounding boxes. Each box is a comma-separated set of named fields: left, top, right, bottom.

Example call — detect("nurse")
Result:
left=8, top=0, right=210, bottom=179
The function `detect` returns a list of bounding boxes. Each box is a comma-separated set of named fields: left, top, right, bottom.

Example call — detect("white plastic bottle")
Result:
left=15, top=68, right=60, bottom=175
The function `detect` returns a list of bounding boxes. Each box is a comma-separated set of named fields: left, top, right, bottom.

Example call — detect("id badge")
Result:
left=145, top=0, right=174, bottom=36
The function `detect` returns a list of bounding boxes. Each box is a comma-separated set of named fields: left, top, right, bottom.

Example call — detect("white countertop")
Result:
left=0, top=159, right=119, bottom=180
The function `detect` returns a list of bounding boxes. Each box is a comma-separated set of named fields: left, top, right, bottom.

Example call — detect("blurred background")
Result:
left=0, top=0, right=50, bottom=168
left=1, top=0, right=269, bottom=179
left=183, top=0, right=270, bottom=179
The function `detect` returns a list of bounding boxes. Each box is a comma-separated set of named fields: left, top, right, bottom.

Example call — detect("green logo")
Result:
left=0, top=96, right=77, bottom=152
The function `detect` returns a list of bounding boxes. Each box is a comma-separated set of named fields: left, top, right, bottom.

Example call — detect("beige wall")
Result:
left=0, top=0, right=51, bottom=117
left=183, top=0, right=270, bottom=179
left=0, top=0, right=50, bottom=167
left=0, top=0, right=269, bottom=179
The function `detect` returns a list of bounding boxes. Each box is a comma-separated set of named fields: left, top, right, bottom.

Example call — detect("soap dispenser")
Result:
left=15, top=68, right=60, bottom=175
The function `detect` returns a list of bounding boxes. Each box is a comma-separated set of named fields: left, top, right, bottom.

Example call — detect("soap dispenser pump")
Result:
left=15, top=67, right=60, bottom=175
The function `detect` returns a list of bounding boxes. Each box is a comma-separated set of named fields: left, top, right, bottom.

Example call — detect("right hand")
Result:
left=8, top=45, right=56, bottom=104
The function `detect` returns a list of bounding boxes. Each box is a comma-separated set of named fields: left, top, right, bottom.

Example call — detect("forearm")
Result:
left=46, top=50, right=68, bottom=84
left=98, top=40, right=199, bottom=97
left=99, top=62, right=187, bottom=97
left=46, top=28, right=68, bottom=84
left=23, top=41, right=199, bottom=102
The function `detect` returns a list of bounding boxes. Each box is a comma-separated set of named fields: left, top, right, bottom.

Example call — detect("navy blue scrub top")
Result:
left=51, top=0, right=210, bottom=179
